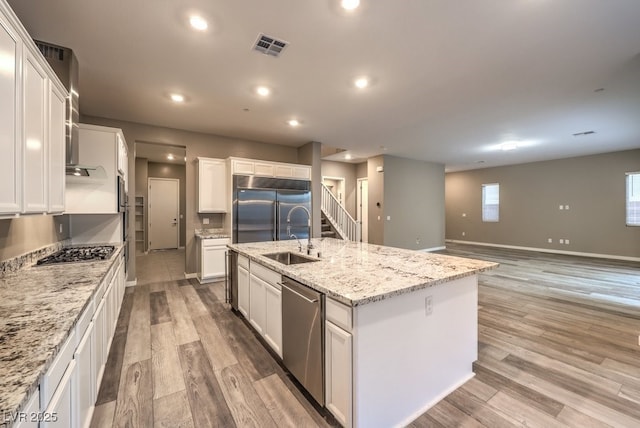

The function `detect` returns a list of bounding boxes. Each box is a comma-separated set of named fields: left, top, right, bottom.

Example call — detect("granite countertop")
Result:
left=228, top=238, right=498, bottom=307
left=195, top=229, right=230, bottom=239
left=0, top=246, right=123, bottom=424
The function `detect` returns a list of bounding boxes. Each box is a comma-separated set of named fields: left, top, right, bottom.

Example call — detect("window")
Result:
left=482, top=183, right=500, bottom=222
left=626, top=172, right=640, bottom=226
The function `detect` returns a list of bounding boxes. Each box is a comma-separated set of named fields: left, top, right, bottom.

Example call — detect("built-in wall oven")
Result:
left=118, top=175, right=129, bottom=275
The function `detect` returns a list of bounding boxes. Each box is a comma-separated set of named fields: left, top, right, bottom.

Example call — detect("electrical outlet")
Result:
left=387, top=216, right=391, bottom=221
left=559, top=205, right=564, bottom=210
left=559, top=239, right=564, bottom=244
left=203, top=218, right=209, bottom=225
left=416, top=237, right=420, bottom=245
left=462, top=232, right=466, bottom=237
left=565, top=239, right=570, bottom=245
left=548, top=238, right=552, bottom=243
left=425, top=296, right=433, bottom=316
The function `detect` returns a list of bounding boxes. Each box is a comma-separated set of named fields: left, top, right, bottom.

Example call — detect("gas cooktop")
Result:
left=37, top=245, right=115, bottom=265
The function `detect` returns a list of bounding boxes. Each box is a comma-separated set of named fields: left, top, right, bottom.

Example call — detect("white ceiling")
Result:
left=8, top=0, right=640, bottom=171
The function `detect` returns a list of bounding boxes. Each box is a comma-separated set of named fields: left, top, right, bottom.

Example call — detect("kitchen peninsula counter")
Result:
left=0, top=245, right=123, bottom=425
left=228, top=238, right=497, bottom=306
left=228, top=238, right=498, bottom=427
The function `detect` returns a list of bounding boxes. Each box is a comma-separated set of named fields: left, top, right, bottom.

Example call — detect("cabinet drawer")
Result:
left=40, top=329, right=76, bottom=409
left=75, top=298, right=95, bottom=341
left=94, top=277, right=107, bottom=303
left=238, top=254, right=249, bottom=270
left=326, top=298, right=352, bottom=332
left=251, top=262, right=281, bottom=286
left=201, top=237, right=229, bottom=247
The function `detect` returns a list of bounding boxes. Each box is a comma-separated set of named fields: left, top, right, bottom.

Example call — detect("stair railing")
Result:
left=321, top=183, right=361, bottom=242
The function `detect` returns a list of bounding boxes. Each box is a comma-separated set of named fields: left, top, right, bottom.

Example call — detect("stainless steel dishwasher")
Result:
left=281, top=276, right=324, bottom=406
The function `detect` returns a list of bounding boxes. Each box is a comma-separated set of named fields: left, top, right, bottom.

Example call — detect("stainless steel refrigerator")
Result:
left=233, top=175, right=312, bottom=244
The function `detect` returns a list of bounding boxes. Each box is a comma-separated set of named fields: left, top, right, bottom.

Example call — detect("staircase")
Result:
left=321, top=214, right=337, bottom=238
left=320, top=183, right=361, bottom=242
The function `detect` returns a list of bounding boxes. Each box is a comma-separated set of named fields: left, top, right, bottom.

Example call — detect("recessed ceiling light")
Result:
left=167, top=154, right=175, bottom=160
left=170, top=93, right=185, bottom=103
left=354, top=77, right=369, bottom=89
left=189, top=15, right=208, bottom=31
left=341, top=0, right=360, bottom=10
left=500, top=141, right=518, bottom=151
left=256, top=86, right=271, bottom=97
left=287, top=119, right=300, bottom=127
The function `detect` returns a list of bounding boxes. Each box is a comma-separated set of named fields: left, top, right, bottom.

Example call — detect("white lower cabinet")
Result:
left=93, top=295, right=107, bottom=395
left=14, top=388, right=39, bottom=428
left=243, top=260, right=283, bottom=358
left=237, top=262, right=250, bottom=318
left=198, top=238, right=229, bottom=282
left=74, top=321, right=95, bottom=428
left=42, top=360, right=76, bottom=428
left=249, top=273, right=267, bottom=336
left=263, top=281, right=282, bottom=357
left=325, top=299, right=353, bottom=427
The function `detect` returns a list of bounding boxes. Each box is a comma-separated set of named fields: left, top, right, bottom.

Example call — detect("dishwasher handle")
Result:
left=279, top=282, right=318, bottom=304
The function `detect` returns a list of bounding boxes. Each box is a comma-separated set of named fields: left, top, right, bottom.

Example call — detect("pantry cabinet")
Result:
left=0, top=1, right=68, bottom=217
left=0, top=10, right=21, bottom=215
left=22, top=47, right=48, bottom=214
left=48, top=80, right=66, bottom=213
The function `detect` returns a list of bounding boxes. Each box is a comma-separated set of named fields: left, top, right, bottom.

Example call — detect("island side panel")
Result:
left=351, top=275, right=478, bottom=428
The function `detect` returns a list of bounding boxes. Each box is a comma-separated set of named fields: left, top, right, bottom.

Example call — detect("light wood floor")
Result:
left=91, top=245, right=640, bottom=427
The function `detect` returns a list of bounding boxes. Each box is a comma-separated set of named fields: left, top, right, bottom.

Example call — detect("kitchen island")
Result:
left=228, top=238, right=498, bottom=427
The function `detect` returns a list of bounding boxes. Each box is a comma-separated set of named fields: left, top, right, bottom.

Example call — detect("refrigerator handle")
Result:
left=273, top=202, right=278, bottom=241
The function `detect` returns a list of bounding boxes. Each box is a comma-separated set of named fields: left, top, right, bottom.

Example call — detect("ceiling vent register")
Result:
left=253, top=33, right=289, bottom=57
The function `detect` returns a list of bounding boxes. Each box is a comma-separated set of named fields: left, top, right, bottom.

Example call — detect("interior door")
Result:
left=357, top=179, right=368, bottom=243
left=148, top=178, right=179, bottom=250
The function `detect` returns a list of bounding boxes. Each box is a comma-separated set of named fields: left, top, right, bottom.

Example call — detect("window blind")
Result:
left=482, top=183, right=499, bottom=222
left=626, top=172, right=640, bottom=226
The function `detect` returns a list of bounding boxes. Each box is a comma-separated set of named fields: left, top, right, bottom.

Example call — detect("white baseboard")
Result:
left=126, top=279, right=137, bottom=287
left=184, top=272, right=198, bottom=279
left=446, top=239, right=640, bottom=262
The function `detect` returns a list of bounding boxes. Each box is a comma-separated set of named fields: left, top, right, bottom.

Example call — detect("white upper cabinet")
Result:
left=0, top=1, right=68, bottom=217
left=22, top=47, right=48, bottom=214
left=66, top=124, right=125, bottom=214
left=116, top=132, right=127, bottom=180
left=0, top=10, right=22, bottom=215
left=197, top=157, right=227, bottom=213
left=230, top=157, right=311, bottom=181
left=48, top=80, right=66, bottom=213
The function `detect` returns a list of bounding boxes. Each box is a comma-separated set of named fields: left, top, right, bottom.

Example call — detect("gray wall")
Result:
left=366, top=155, right=445, bottom=250
left=445, top=149, right=640, bottom=258
left=148, top=162, right=187, bottom=248
left=321, top=160, right=358, bottom=218
left=298, top=142, right=322, bottom=238
left=384, top=156, right=445, bottom=250
left=356, top=162, right=368, bottom=179
left=0, top=215, right=69, bottom=262
left=82, top=115, right=302, bottom=278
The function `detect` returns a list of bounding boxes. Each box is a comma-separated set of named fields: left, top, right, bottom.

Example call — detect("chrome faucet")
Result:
left=287, top=205, right=313, bottom=253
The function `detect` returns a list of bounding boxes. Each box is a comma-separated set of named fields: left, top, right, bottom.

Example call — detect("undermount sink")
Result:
left=262, top=251, right=319, bottom=265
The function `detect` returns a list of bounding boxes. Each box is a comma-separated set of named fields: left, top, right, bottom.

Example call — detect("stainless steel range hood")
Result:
left=34, top=40, right=96, bottom=176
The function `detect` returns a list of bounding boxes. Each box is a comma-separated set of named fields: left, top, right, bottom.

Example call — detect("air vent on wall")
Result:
left=253, top=33, right=289, bottom=57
